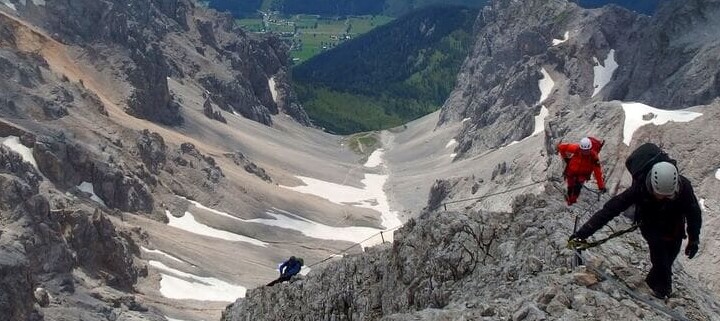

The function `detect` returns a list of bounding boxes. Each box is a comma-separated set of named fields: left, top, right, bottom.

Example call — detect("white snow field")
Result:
left=165, top=210, right=268, bottom=247
left=282, top=149, right=402, bottom=230
left=552, top=31, right=569, bottom=46
left=592, top=49, right=618, bottom=97
left=282, top=174, right=401, bottom=229
left=716, top=169, right=720, bottom=180
left=621, top=102, right=702, bottom=145
left=268, top=76, right=279, bottom=103
left=141, top=246, right=184, bottom=264
left=532, top=106, right=549, bottom=137
left=364, top=148, right=384, bottom=168
left=77, top=182, right=106, bottom=206
left=248, top=208, right=381, bottom=243
left=539, top=68, right=555, bottom=104
left=149, top=261, right=246, bottom=302
left=1, top=136, right=38, bottom=169
left=165, top=317, right=198, bottom=321
left=185, top=199, right=382, bottom=244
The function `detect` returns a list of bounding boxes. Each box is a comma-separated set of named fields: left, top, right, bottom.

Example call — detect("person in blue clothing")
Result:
left=267, top=256, right=304, bottom=286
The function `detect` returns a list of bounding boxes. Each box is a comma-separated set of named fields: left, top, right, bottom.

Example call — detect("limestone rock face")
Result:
left=9, top=0, right=310, bottom=127
left=1, top=143, right=144, bottom=320
left=0, top=245, right=40, bottom=321
left=223, top=195, right=720, bottom=320
left=440, top=0, right=720, bottom=157
left=59, top=209, right=139, bottom=290
left=33, top=135, right=155, bottom=213
left=136, top=130, right=168, bottom=175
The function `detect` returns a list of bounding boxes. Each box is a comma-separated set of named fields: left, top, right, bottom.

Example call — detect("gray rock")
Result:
left=126, top=43, right=182, bottom=125
left=136, top=130, right=167, bottom=175
left=33, top=135, right=155, bottom=213
left=202, top=97, right=227, bottom=123
left=59, top=209, right=139, bottom=290
left=223, top=194, right=720, bottom=321
left=224, top=152, right=272, bottom=183
left=34, top=287, right=50, bottom=307
left=0, top=243, right=38, bottom=321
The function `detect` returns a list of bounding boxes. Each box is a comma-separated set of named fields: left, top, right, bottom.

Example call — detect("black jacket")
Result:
left=574, top=175, right=702, bottom=242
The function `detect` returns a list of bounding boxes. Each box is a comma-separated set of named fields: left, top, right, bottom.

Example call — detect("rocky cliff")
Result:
left=2, top=0, right=310, bottom=126
left=224, top=0, right=720, bottom=320
left=439, top=0, right=720, bottom=154
left=223, top=194, right=720, bottom=320
left=0, top=0, right=313, bottom=319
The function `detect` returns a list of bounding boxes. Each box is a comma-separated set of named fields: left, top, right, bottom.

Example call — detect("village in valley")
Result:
left=236, top=12, right=393, bottom=63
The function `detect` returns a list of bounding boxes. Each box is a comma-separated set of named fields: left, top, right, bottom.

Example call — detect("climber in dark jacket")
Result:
left=570, top=160, right=702, bottom=299
left=267, top=256, right=304, bottom=286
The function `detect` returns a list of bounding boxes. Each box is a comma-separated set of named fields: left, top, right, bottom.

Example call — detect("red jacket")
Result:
left=557, top=143, right=605, bottom=189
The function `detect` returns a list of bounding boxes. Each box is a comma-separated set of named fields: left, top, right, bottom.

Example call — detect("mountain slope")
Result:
left=293, top=5, right=477, bottom=134
left=0, top=1, right=376, bottom=320
left=223, top=0, right=720, bottom=319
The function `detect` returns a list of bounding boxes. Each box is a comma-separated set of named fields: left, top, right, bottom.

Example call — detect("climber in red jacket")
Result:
left=557, top=137, right=606, bottom=205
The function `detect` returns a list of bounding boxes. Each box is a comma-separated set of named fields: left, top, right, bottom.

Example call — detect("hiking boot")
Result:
left=645, top=279, right=671, bottom=300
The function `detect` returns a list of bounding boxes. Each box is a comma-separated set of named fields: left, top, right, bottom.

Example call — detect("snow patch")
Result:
left=445, top=139, right=458, bottom=149
left=149, top=260, right=246, bottom=302
left=165, top=210, right=268, bottom=247
left=248, top=209, right=380, bottom=243
left=165, top=317, right=197, bottom=321
left=268, top=77, right=279, bottom=103
left=1, top=136, right=38, bottom=169
left=592, top=49, right=618, bottom=97
left=450, top=153, right=457, bottom=159
left=1, top=0, right=16, bottom=10
left=185, top=199, right=383, bottom=244
left=552, top=31, right=569, bottom=46
left=364, top=149, right=384, bottom=168
left=621, top=102, right=702, bottom=146
left=715, top=169, right=720, bottom=181
left=77, top=182, right=106, bottom=206
left=532, top=106, right=549, bottom=136
left=538, top=68, right=554, bottom=104
left=699, top=198, right=706, bottom=211
left=282, top=173, right=401, bottom=229
left=462, top=118, right=471, bottom=123
left=141, top=246, right=183, bottom=264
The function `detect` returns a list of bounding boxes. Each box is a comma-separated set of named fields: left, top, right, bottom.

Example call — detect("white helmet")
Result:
left=579, top=137, right=592, bottom=150
left=648, top=162, right=679, bottom=196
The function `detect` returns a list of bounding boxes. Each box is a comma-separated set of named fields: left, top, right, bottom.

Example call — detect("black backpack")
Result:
left=625, top=143, right=677, bottom=183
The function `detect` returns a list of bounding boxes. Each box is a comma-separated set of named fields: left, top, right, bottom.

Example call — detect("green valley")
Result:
left=292, top=6, right=477, bottom=134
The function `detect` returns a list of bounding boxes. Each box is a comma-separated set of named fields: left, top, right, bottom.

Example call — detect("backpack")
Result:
left=625, top=143, right=676, bottom=182
left=588, top=137, right=604, bottom=155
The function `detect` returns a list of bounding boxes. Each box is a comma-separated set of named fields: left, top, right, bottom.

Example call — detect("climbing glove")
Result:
left=567, top=236, right=588, bottom=250
left=685, top=240, right=699, bottom=259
